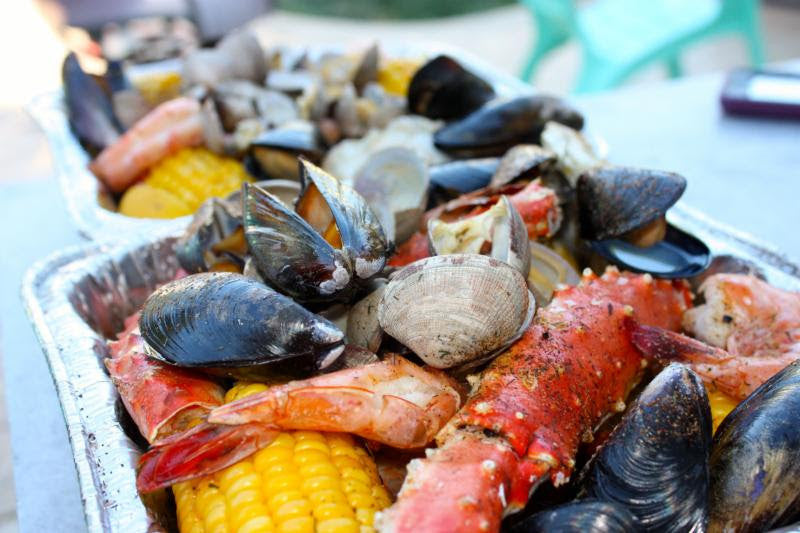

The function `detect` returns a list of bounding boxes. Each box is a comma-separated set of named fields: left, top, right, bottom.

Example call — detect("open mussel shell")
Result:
left=378, top=254, right=533, bottom=369
left=139, top=273, right=345, bottom=378
left=176, top=197, right=244, bottom=273
left=508, top=500, right=641, bottom=533
left=428, top=195, right=530, bottom=277
left=247, top=121, right=324, bottom=181
left=244, top=160, right=388, bottom=302
left=352, top=147, right=429, bottom=245
left=407, top=55, right=495, bottom=120
left=588, top=223, right=711, bottom=279
left=489, top=144, right=557, bottom=188
left=577, top=166, right=686, bottom=241
left=62, top=53, right=121, bottom=153
left=428, top=158, right=499, bottom=195
left=433, top=95, right=584, bottom=158
left=709, top=359, right=800, bottom=532
left=578, top=363, right=712, bottom=533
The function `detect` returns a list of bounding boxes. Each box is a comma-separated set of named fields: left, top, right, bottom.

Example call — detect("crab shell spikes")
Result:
left=378, top=254, right=534, bottom=369
left=244, top=159, right=388, bottom=302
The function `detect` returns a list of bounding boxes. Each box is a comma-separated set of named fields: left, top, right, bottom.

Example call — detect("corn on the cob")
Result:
left=377, top=58, right=422, bottom=96
left=173, top=382, right=392, bottom=533
left=118, top=147, right=251, bottom=219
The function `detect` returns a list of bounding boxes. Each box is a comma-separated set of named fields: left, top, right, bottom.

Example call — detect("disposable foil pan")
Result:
left=26, top=42, right=532, bottom=241
left=21, top=201, right=800, bottom=532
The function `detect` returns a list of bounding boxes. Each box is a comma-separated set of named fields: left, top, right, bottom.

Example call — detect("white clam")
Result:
left=378, top=254, right=534, bottom=369
left=353, top=147, right=429, bottom=244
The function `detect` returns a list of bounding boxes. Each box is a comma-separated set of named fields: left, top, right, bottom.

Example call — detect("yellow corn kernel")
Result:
left=377, top=58, right=422, bottom=96
left=120, top=147, right=252, bottom=219
left=706, top=384, right=739, bottom=432
left=173, top=382, right=392, bottom=532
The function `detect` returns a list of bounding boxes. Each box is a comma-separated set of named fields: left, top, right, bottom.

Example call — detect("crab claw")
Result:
left=137, top=422, right=279, bottom=493
left=209, top=355, right=462, bottom=449
left=631, top=323, right=798, bottom=400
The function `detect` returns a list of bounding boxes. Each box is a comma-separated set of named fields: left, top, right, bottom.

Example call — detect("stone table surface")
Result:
left=1, top=65, right=799, bottom=533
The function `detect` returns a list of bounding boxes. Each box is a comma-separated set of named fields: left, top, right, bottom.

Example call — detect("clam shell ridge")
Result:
left=378, top=254, right=530, bottom=369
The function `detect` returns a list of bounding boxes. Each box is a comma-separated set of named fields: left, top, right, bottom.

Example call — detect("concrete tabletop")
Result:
left=2, top=66, right=799, bottom=532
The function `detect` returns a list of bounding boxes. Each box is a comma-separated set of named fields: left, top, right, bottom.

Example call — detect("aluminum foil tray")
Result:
left=21, top=201, right=800, bottom=532
left=26, top=42, right=532, bottom=242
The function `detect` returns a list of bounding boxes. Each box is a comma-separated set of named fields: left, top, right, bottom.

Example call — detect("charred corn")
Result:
left=119, top=147, right=251, bottom=219
left=173, top=382, right=392, bottom=533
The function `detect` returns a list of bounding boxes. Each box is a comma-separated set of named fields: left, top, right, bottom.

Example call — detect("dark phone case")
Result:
left=720, top=69, right=800, bottom=119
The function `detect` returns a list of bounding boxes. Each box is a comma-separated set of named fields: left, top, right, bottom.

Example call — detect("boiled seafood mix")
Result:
left=61, top=30, right=800, bottom=533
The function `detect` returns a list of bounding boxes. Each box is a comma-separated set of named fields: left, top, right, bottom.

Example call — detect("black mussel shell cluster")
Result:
left=509, top=500, right=641, bottom=533
left=407, top=55, right=495, bottom=120
left=244, top=159, right=388, bottom=303
left=139, top=272, right=345, bottom=378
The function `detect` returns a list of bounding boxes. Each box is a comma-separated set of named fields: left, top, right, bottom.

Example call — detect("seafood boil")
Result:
left=46, top=29, right=800, bottom=533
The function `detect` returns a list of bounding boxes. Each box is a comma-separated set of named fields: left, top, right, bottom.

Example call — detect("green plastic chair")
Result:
left=519, top=0, right=765, bottom=93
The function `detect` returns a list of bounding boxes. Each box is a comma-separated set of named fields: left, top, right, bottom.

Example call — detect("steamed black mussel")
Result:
left=578, top=363, right=712, bottom=533
left=176, top=197, right=244, bottom=273
left=139, top=272, right=345, bottom=378
left=577, top=166, right=685, bottom=242
left=62, top=52, right=122, bottom=153
left=244, top=159, right=388, bottom=302
left=508, top=500, right=642, bottom=533
left=433, top=95, right=584, bottom=158
left=407, top=55, right=495, bottom=120
left=246, top=121, right=324, bottom=181
left=709, top=359, right=800, bottom=532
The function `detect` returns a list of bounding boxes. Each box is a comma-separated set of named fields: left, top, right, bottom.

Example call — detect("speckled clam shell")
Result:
left=378, top=254, right=531, bottom=369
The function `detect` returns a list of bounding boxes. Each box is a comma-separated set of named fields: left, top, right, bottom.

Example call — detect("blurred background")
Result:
left=0, top=0, right=799, bottom=531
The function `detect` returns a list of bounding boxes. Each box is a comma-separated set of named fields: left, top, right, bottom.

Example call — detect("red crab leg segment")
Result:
left=377, top=268, right=691, bottom=533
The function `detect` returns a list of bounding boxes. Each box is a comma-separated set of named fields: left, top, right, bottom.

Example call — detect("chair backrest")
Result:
left=520, top=0, right=578, bottom=35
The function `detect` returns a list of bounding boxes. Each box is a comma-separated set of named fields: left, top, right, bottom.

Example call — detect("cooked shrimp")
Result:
left=209, top=355, right=462, bottom=448
left=634, top=273, right=800, bottom=400
left=90, top=97, right=204, bottom=193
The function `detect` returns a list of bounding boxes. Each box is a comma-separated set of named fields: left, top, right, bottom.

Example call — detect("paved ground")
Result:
left=0, top=2, right=799, bottom=532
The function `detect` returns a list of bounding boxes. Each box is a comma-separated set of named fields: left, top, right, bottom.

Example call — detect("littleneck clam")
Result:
left=244, top=159, right=388, bottom=302
left=407, top=55, right=495, bottom=120
left=578, top=363, right=712, bottom=533
left=139, top=273, right=345, bottom=378
left=352, top=147, right=429, bottom=245
left=508, top=500, right=641, bottom=533
left=428, top=195, right=530, bottom=276
left=433, top=95, right=584, bottom=157
left=709, top=359, right=800, bottom=532
left=378, top=254, right=533, bottom=369
left=346, top=280, right=387, bottom=353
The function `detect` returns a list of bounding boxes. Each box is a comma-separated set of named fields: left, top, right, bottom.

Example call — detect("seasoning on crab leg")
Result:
left=90, top=96, right=204, bottom=193
left=106, top=312, right=225, bottom=443
left=377, top=268, right=691, bottom=533
left=209, top=355, right=462, bottom=449
left=136, top=355, right=461, bottom=492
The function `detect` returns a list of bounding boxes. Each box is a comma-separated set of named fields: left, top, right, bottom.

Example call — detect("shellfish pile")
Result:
left=73, top=37, right=800, bottom=533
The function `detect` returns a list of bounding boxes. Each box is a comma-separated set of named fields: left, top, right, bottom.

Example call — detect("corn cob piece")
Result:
left=173, top=382, right=393, bottom=533
left=118, top=147, right=251, bottom=219
left=377, top=58, right=422, bottom=96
